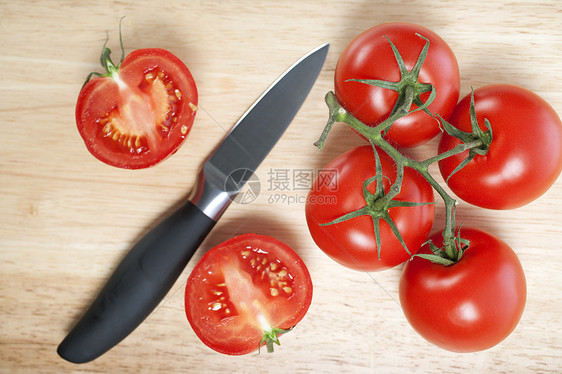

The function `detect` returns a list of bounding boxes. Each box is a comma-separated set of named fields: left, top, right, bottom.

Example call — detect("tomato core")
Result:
left=203, top=245, right=296, bottom=331
left=98, top=68, right=185, bottom=156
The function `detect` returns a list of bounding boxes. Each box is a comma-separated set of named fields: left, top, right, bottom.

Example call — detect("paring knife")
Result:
left=57, top=43, right=329, bottom=364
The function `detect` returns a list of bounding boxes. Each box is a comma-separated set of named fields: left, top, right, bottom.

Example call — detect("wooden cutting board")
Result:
left=1, top=1, right=561, bottom=372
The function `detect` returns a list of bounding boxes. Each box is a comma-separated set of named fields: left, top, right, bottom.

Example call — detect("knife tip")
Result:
left=316, top=42, right=330, bottom=51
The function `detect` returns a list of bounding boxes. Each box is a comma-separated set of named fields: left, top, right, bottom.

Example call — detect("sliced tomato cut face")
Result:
left=76, top=48, right=198, bottom=169
left=184, top=234, right=313, bottom=355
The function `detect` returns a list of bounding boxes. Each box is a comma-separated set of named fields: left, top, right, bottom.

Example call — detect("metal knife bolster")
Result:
left=189, top=162, right=240, bottom=221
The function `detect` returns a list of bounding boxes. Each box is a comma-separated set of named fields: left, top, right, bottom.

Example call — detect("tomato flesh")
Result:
left=100, top=68, right=181, bottom=154
left=184, top=234, right=312, bottom=355
left=76, top=48, right=197, bottom=169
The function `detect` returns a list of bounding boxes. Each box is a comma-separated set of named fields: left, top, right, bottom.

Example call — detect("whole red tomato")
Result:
left=305, top=145, right=435, bottom=271
left=335, top=22, right=460, bottom=148
left=399, top=228, right=527, bottom=352
left=76, top=48, right=198, bottom=169
left=184, top=234, right=312, bottom=355
left=439, top=84, right=562, bottom=209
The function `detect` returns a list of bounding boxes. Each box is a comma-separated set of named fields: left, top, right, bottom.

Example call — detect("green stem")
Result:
left=318, top=86, right=417, bottom=149
left=420, top=139, right=483, bottom=167
left=374, top=140, right=406, bottom=202
left=258, top=327, right=292, bottom=354
left=376, top=138, right=458, bottom=258
left=420, top=170, right=458, bottom=259
left=82, top=21, right=126, bottom=86
left=371, top=85, right=416, bottom=135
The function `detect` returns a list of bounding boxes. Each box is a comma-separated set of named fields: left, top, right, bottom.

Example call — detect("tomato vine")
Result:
left=314, top=35, right=490, bottom=265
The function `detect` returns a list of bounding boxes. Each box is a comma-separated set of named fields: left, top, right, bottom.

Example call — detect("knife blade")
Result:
left=57, top=43, right=329, bottom=364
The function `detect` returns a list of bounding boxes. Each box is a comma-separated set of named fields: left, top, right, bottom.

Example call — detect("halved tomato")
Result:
left=184, top=234, right=313, bottom=355
left=76, top=48, right=198, bottom=169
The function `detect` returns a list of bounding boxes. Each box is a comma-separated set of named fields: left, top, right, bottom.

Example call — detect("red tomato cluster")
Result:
left=306, top=22, right=562, bottom=352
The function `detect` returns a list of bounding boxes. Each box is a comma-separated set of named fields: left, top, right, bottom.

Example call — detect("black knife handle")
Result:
left=57, top=200, right=215, bottom=363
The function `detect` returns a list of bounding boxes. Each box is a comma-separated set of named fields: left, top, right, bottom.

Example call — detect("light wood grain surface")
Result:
left=1, top=1, right=561, bottom=372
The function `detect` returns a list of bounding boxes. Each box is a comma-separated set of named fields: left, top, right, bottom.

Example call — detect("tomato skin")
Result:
left=439, top=84, right=562, bottom=209
left=184, top=234, right=312, bottom=355
left=335, top=22, right=460, bottom=148
left=305, top=145, right=435, bottom=271
left=76, top=48, right=198, bottom=169
left=399, top=228, right=526, bottom=353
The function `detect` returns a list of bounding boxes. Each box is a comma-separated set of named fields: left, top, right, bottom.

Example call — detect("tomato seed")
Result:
left=210, top=302, right=222, bottom=311
left=102, top=122, right=112, bottom=135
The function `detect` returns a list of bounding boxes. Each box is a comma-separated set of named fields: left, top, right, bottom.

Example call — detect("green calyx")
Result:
left=320, top=143, right=435, bottom=259
left=82, top=17, right=126, bottom=86
left=441, top=87, right=494, bottom=182
left=258, top=327, right=293, bottom=354
left=414, top=226, right=470, bottom=266
left=346, top=34, right=436, bottom=135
